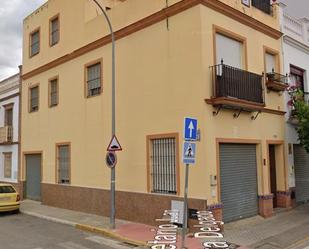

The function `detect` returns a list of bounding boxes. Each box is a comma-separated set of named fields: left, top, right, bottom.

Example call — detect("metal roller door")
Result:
left=294, top=145, right=309, bottom=203
left=26, top=154, right=42, bottom=201
left=220, top=144, right=258, bottom=222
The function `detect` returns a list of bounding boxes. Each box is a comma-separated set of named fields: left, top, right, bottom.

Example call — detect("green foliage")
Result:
left=294, top=99, right=309, bottom=153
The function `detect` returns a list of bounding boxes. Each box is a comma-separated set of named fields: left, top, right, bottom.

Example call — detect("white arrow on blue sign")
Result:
left=183, top=141, right=196, bottom=164
left=184, top=117, right=198, bottom=141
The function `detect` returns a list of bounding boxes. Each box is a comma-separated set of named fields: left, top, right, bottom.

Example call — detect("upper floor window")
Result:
left=29, top=85, right=39, bottom=112
left=85, top=61, right=102, bottom=97
left=49, top=77, right=59, bottom=107
left=252, top=0, right=272, bottom=15
left=216, top=32, right=245, bottom=69
left=50, top=15, right=59, bottom=46
left=30, top=29, right=40, bottom=57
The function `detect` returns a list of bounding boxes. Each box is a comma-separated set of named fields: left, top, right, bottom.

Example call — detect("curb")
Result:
left=76, top=224, right=148, bottom=247
left=20, top=210, right=77, bottom=227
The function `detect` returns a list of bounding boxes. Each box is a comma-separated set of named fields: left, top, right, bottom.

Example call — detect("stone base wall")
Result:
left=277, top=191, right=292, bottom=209
left=41, top=183, right=207, bottom=227
left=258, top=195, right=274, bottom=218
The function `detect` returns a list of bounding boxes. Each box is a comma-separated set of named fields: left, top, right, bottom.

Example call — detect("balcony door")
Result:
left=5, top=106, right=13, bottom=127
left=290, top=65, right=304, bottom=91
left=265, top=53, right=276, bottom=74
left=216, top=33, right=244, bottom=69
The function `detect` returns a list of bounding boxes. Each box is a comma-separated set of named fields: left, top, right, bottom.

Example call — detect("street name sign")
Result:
left=182, top=142, right=196, bottom=164
left=184, top=117, right=198, bottom=141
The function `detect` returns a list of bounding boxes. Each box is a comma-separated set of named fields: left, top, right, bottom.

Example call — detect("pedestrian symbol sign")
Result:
left=184, top=117, right=198, bottom=141
left=107, top=135, right=122, bottom=151
left=182, top=142, right=196, bottom=164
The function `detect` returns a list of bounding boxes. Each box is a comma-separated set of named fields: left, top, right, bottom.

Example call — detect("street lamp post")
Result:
left=91, top=0, right=116, bottom=229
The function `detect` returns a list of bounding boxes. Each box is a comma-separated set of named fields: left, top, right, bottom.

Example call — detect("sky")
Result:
left=0, top=0, right=307, bottom=81
left=0, top=0, right=47, bottom=81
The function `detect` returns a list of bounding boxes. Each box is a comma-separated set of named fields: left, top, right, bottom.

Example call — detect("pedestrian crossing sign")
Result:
left=182, top=141, right=196, bottom=164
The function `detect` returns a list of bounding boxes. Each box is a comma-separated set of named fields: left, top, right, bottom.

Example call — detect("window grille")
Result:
left=30, top=31, right=40, bottom=56
left=51, top=17, right=59, bottom=46
left=87, top=63, right=101, bottom=97
left=3, top=153, right=12, bottom=178
left=57, top=145, right=70, bottom=184
left=30, top=86, right=39, bottom=112
left=150, top=137, right=177, bottom=194
left=50, top=79, right=58, bottom=106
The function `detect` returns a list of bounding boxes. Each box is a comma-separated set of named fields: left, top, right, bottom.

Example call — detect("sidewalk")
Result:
left=224, top=204, right=309, bottom=249
left=21, top=200, right=309, bottom=249
left=20, top=200, right=203, bottom=249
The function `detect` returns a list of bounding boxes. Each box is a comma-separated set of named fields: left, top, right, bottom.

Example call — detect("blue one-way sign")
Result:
left=183, top=142, right=196, bottom=164
left=184, top=117, right=198, bottom=141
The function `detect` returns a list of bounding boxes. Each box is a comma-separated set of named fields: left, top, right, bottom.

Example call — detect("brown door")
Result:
left=269, top=145, right=277, bottom=208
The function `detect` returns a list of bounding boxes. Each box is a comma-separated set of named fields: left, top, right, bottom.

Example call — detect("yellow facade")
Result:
left=21, top=0, right=289, bottom=223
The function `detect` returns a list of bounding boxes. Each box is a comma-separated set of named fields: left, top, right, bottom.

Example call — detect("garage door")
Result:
left=25, top=154, right=42, bottom=201
left=220, top=144, right=258, bottom=222
left=294, top=145, right=309, bottom=203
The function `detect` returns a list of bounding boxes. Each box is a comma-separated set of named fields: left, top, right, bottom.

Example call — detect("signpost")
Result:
left=181, top=117, right=198, bottom=249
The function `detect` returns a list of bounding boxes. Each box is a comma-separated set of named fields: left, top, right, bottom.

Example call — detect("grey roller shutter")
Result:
left=294, top=145, right=309, bottom=203
left=220, top=144, right=258, bottom=222
left=26, top=154, right=41, bottom=201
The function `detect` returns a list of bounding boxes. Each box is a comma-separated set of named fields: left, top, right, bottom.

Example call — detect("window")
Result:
left=265, top=53, right=276, bottom=74
left=86, top=62, right=102, bottom=97
left=216, top=32, right=244, bottom=69
left=3, top=152, right=12, bottom=178
left=50, top=15, right=59, bottom=46
left=30, top=29, right=40, bottom=57
left=290, top=65, right=304, bottom=90
left=49, top=78, right=58, bottom=107
left=57, top=144, right=70, bottom=184
left=148, top=135, right=178, bottom=195
left=29, top=86, right=39, bottom=112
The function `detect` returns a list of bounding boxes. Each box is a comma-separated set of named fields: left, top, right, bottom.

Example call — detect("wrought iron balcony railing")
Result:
left=0, top=126, right=13, bottom=143
left=266, top=71, right=289, bottom=92
left=252, top=0, right=273, bottom=15
left=210, top=62, right=264, bottom=105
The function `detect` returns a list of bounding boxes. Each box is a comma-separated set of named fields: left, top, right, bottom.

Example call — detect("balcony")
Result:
left=252, top=0, right=273, bottom=15
left=266, top=71, right=289, bottom=92
left=206, top=63, right=265, bottom=113
left=0, top=126, right=13, bottom=144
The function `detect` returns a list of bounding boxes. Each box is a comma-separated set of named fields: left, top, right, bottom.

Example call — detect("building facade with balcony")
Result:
left=0, top=72, right=21, bottom=191
left=280, top=3, right=309, bottom=204
left=21, top=0, right=288, bottom=225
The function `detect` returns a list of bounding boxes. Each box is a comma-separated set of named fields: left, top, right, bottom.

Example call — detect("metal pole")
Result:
left=91, top=0, right=116, bottom=229
left=181, top=163, right=189, bottom=249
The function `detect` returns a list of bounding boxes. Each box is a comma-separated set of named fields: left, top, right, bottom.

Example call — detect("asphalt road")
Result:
left=0, top=212, right=135, bottom=249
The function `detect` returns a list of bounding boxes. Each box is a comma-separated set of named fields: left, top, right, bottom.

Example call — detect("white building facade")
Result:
left=0, top=71, right=20, bottom=187
left=280, top=4, right=309, bottom=202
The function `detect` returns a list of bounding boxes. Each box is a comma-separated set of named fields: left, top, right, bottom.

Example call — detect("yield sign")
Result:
left=107, top=135, right=122, bottom=151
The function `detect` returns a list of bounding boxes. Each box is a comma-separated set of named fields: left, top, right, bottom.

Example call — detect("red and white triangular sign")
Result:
left=107, top=135, right=122, bottom=151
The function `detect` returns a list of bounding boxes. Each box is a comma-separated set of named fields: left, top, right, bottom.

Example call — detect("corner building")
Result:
left=21, top=0, right=290, bottom=224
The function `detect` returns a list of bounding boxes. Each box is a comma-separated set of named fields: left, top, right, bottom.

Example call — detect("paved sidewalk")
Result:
left=224, top=204, right=309, bottom=249
left=21, top=200, right=309, bottom=249
left=20, top=200, right=203, bottom=248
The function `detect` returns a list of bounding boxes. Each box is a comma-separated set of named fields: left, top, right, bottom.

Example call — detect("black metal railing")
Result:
left=266, top=71, right=289, bottom=85
left=252, top=0, right=273, bottom=15
left=210, top=62, right=264, bottom=104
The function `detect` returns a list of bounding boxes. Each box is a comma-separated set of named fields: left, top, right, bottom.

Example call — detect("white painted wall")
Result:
left=0, top=74, right=20, bottom=183
left=280, top=8, right=309, bottom=188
